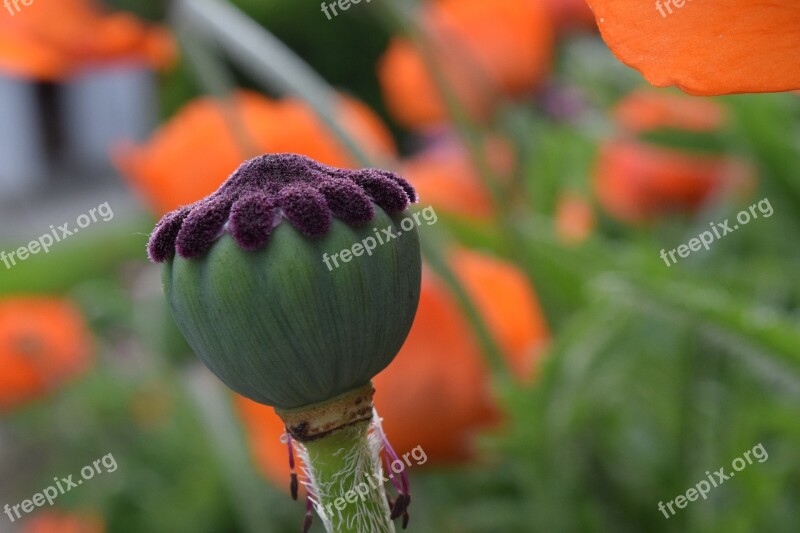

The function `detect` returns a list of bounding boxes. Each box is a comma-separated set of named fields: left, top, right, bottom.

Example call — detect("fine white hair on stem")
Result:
left=297, top=411, right=395, bottom=532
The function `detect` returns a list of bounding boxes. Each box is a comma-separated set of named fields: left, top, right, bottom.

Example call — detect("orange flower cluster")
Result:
left=594, top=90, right=755, bottom=223
left=0, top=297, right=92, bottom=412
left=237, top=248, right=548, bottom=486
left=0, top=0, right=175, bottom=80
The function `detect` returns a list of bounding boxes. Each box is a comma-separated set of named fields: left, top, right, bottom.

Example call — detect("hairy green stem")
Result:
left=300, top=421, right=395, bottom=533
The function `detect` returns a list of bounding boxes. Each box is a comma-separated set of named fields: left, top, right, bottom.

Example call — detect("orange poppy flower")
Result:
left=378, top=0, right=554, bottom=128
left=400, top=136, right=514, bottom=220
left=0, top=0, right=175, bottom=80
left=22, top=511, right=104, bottom=533
left=585, top=0, right=800, bottom=95
left=555, top=193, right=595, bottom=244
left=114, top=91, right=397, bottom=216
left=236, top=248, right=549, bottom=488
left=594, top=140, right=754, bottom=223
left=0, top=297, right=92, bottom=413
left=594, top=91, right=755, bottom=222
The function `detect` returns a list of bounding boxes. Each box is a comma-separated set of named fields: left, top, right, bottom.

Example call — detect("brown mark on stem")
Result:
left=275, top=382, right=375, bottom=443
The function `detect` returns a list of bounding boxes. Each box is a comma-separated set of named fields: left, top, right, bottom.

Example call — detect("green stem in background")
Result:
left=182, top=364, right=292, bottom=533
left=374, top=0, right=504, bottom=209
left=172, top=0, right=374, bottom=167
left=174, top=27, right=262, bottom=160
left=300, top=421, right=395, bottom=533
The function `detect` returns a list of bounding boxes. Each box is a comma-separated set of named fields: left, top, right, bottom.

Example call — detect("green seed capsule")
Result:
left=163, top=208, right=420, bottom=409
left=149, top=153, right=422, bottom=410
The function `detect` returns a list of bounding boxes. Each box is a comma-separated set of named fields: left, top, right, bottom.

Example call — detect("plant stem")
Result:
left=301, top=420, right=395, bottom=533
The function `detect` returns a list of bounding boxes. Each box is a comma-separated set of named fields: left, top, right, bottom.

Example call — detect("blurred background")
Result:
left=0, top=0, right=798, bottom=532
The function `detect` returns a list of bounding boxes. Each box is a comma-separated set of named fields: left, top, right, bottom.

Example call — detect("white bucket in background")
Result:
left=61, top=64, right=156, bottom=175
left=0, top=75, right=47, bottom=200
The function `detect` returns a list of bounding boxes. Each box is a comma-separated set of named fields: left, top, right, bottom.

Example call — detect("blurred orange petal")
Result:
left=115, top=91, right=396, bottom=216
left=556, top=193, right=595, bottom=244
left=538, top=0, right=597, bottom=32
left=378, top=0, right=553, bottom=128
left=23, top=511, right=104, bottom=533
left=614, top=90, right=726, bottom=133
left=400, top=136, right=514, bottom=219
left=586, top=0, right=800, bottom=95
left=0, top=297, right=92, bottom=413
left=0, top=0, right=176, bottom=79
left=594, top=140, right=753, bottom=222
left=401, top=146, right=494, bottom=220
left=0, top=33, right=67, bottom=79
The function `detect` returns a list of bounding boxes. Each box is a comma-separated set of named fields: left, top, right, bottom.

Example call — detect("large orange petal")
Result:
left=115, top=91, right=396, bottom=216
left=450, top=249, right=549, bottom=380
left=586, top=1, right=800, bottom=95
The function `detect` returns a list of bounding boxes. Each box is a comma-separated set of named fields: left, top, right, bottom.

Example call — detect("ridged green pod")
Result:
left=163, top=208, right=421, bottom=409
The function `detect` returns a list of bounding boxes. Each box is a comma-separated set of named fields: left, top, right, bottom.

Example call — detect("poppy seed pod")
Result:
left=150, top=153, right=422, bottom=532
left=149, top=153, right=421, bottom=411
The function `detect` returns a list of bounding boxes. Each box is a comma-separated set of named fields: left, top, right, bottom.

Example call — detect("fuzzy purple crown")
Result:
left=148, top=153, right=417, bottom=263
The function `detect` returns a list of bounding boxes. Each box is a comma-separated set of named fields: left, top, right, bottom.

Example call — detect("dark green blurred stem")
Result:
left=182, top=363, right=286, bottom=533
left=374, top=0, right=504, bottom=209
left=172, top=0, right=373, bottom=167
left=174, top=27, right=261, bottom=159
left=674, top=335, right=697, bottom=531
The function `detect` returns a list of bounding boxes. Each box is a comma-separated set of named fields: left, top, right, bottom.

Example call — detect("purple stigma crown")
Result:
left=147, top=153, right=418, bottom=263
